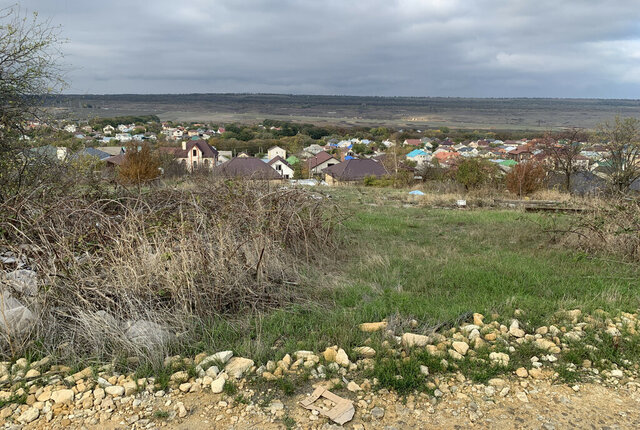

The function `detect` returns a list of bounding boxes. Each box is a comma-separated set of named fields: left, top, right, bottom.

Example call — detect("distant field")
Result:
left=48, top=93, right=640, bottom=131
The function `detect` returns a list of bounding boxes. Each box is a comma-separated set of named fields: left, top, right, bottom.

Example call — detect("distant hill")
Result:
left=45, top=93, right=640, bottom=131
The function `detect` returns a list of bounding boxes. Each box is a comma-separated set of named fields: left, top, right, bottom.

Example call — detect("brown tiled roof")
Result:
left=404, top=139, right=422, bottom=146
left=267, top=155, right=292, bottom=169
left=322, top=159, right=388, bottom=181
left=104, top=154, right=125, bottom=165
left=212, top=158, right=282, bottom=179
left=162, top=140, right=218, bottom=158
left=307, top=151, right=339, bottom=169
left=508, top=147, right=532, bottom=155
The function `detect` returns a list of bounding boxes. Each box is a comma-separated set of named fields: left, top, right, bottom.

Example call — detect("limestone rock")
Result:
left=211, top=376, right=225, bottom=394
left=18, top=406, right=39, bottom=423
left=225, top=357, right=254, bottom=379
left=359, top=322, right=387, bottom=332
left=489, top=352, right=509, bottom=367
left=509, top=320, right=525, bottom=338
left=323, top=347, right=337, bottom=362
left=0, top=293, right=35, bottom=336
left=402, top=333, right=429, bottom=348
left=3, top=269, right=37, bottom=296
left=535, top=338, right=561, bottom=354
left=452, top=341, right=469, bottom=356
left=335, top=349, right=350, bottom=367
left=353, top=346, right=376, bottom=358
left=473, top=313, right=484, bottom=326
left=50, top=389, right=75, bottom=404
left=105, top=386, right=125, bottom=397
left=347, top=381, right=361, bottom=392
left=170, top=371, right=189, bottom=383
left=124, top=320, right=173, bottom=351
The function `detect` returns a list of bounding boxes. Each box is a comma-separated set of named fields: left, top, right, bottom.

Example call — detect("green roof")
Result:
left=499, top=160, right=517, bottom=167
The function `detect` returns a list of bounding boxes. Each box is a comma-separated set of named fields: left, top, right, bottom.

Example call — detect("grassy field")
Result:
left=194, top=189, right=640, bottom=365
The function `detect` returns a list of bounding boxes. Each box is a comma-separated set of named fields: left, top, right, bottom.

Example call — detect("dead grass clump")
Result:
left=0, top=179, right=338, bottom=362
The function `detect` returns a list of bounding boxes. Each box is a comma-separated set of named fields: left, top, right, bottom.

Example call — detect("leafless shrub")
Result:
left=557, top=197, right=640, bottom=261
left=0, top=178, right=338, bottom=363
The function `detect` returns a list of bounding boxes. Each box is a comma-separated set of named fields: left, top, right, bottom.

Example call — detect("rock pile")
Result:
left=0, top=309, right=638, bottom=428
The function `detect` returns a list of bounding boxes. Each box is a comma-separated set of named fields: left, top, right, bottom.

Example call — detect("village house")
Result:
left=323, top=158, right=388, bottom=186
left=267, top=145, right=286, bottom=160
left=174, top=140, right=219, bottom=171
left=267, top=155, right=294, bottom=179
left=508, top=147, right=533, bottom=162
left=406, top=149, right=430, bottom=165
left=212, top=157, right=282, bottom=180
left=307, top=151, right=340, bottom=175
left=403, top=139, right=423, bottom=147
left=115, top=133, right=132, bottom=142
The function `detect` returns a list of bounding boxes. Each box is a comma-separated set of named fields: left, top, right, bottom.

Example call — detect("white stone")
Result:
left=452, top=341, right=469, bottom=356
left=0, top=292, right=35, bottom=336
left=335, top=349, right=350, bottom=367
left=353, top=346, right=376, bottom=358
left=211, top=351, right=234, bottom=364
left=225, top=357, right=254, bottom=379
left=402, top=333, right=430, bottom=348
left=347, top=381, right=361, bottom=392
left=211, top=377, right=225, bottom=394
left=489, top=352, right=509, bottom=367
left=50, top=389, right=75, bottom=404
left=105, top=386, right=125, bottom=397
left=205, top=365, right=220, bottom=378
left=18, top=406, right=39, bottom=423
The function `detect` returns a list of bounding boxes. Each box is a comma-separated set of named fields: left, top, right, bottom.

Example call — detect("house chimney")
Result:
left=181, top=141, right=186, bottom=151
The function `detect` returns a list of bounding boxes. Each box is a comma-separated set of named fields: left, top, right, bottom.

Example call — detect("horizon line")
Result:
left=54, top=92, right=640, bottom=102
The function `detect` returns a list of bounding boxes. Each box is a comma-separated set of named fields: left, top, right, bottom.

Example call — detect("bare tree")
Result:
left=596, top=117, right=640, bottom=193
left=542, top=128, right=588, bottom=194
left=0, top=5, right=65, bottom=201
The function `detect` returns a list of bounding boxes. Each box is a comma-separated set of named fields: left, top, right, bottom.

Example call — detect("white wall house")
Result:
left=115, top=133, right=132, bottom=142
left=267, top=156, right=294, bottom=179
left=267, top=146, right=286, bottom=160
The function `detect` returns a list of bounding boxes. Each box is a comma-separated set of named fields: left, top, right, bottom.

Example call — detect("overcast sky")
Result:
left=16, top=0, right=640, bottom=98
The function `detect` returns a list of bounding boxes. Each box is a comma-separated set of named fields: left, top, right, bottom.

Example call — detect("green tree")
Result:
left=454, top=159, right=487, bottom=190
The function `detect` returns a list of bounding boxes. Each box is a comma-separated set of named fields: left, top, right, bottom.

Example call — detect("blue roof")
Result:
left=406, top=149, right=427, bottom=157
left=344, top=155, right=356, bottom=160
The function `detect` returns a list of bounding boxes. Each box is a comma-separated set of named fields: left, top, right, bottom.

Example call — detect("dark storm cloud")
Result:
left=17, top=0, right=640, bottom=97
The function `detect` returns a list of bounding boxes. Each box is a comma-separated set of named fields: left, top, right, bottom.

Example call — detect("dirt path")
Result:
left=93, top=378, right=640, bottom=430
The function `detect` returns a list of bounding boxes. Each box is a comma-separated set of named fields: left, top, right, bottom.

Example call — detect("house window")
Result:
left=193, top=149, right=197, bottom=156
left=276, top=164, right=282, bottom=171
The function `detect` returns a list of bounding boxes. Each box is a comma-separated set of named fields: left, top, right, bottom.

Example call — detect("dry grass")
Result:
left=0, top=179, right=338, bottom=363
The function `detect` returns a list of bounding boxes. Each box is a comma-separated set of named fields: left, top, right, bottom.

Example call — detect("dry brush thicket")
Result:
left=0, top=178, right=338, bottom=363
left=559, top=198, right=640, bottom=262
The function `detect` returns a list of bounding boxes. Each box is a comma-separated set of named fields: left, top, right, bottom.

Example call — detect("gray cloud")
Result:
left=17, top=0, right=640, bottom=97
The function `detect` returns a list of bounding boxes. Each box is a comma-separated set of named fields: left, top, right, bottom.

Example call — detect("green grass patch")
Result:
left=148, top=192, right=640, bottom=374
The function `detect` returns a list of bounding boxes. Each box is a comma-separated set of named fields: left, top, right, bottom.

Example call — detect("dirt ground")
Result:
left=92, top=379, right=640, bottom=430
